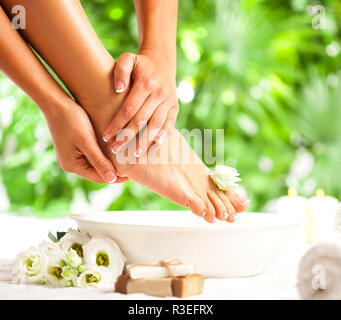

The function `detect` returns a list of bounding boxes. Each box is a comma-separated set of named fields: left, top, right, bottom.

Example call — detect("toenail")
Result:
left=229, top=214, right=236, bottom=222
left=207, top=216, right=216, bottom=223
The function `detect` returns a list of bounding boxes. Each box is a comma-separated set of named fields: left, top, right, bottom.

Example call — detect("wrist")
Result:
left=138, top=47, right=176, bottom=78
left=38, top=92, right=72, bottom=123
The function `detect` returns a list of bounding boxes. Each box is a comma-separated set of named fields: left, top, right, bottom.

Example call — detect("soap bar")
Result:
left=127, top=261, right=194, bottom=279
left=115, top=274, right=204, bottom=298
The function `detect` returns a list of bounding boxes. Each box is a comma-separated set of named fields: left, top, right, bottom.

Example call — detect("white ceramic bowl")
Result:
left=71, top=211, right=299, bottom=278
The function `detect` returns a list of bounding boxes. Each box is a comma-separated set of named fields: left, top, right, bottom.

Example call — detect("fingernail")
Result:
left=116, top=82, right=125, bottom=93
left=106, top=172, right=117, bottom=184
left=155, top=133, right=165, bottom=145
left=243, top=200, right=250, bottom=207
left=223, top=212, right=228, bottom=219
left=134, top=148, right=143, bottom=158
left=103, top=135, right=109, bottom=143
left=202, top=212, right=206, bottom=217
left=112, top=146, right=118, bottom=154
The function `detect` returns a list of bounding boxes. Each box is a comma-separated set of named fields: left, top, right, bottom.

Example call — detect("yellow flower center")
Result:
left=96, top=252, right=109, bottom=267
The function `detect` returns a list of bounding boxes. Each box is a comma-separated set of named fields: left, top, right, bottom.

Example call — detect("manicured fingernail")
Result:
left=243, top=200, right=250, bottom=207
left=223, top=212, right=228, bottom=219
left=210, top=217, right=217, bottom=223
left=155, top=133, right=165, bottom=145
left=103, top=135, right=109, bottom=143
left=116, top=82, right=125, bottom=93
left=112, top=145, right=118, bottom=154
left=134, top=148, right=143, bottom=158
left=106, top=172, right=117, bottom=184
left=202, top=212, right=206, bottom=217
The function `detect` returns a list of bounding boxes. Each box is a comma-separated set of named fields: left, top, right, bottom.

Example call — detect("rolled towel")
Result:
left=334, top=203, right=341, bottom=233
left=297, top=241, right=341, bottom=299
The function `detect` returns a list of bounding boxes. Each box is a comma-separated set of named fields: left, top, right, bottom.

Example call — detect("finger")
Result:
left=78, top=167, right=108, bottom=184
left=102, top=83, right=150, bottom=142
left=71, top=159, right=107, bottom=184
left=111, top=94, right=164, bottom=156
left=155, top=104, right=179, bottom=143
left=136, top=102, right=170, bottom=157
left=114, top=53, right=136, bottom=93
left=83, top=143, right=118, bottom=184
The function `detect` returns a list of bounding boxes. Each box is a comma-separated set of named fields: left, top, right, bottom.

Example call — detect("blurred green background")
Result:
left=0, top=0, right=340, bottom=217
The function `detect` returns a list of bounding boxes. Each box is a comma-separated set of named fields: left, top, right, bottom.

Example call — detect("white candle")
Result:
left=308, top=189, right=339, bottom=242
left=277, top=188, right=308, bottom=243
left=277, top=187, right=307, bottom=219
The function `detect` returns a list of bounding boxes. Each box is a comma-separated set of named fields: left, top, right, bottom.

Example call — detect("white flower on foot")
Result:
left=12, top=246, right=48, bottom=285
left=75, top=266, right=113, bottom=288
left=82, top=236, right=125, bottom=281
left=58, top=230, right=90, bottom=257
left=210, top=165, right=241, bottom=191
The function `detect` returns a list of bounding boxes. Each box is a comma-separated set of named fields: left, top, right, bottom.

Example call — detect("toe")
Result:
left=208, top=192, right=228, bottom=221
left=204, top=199, right=216, bottom=223
left=225, top=189, right=250, bottom=213
left=186, top=193, right=205, bottom=218
left=216, top=191, right=236, bottom=221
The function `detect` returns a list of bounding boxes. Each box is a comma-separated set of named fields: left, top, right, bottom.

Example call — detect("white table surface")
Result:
left=0, top=213, right=304, bottom=300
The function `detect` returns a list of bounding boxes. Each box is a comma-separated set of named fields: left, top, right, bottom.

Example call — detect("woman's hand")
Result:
left=102, top=50, right=179, bottom=157
left=45, top=100, right=128, bottom=184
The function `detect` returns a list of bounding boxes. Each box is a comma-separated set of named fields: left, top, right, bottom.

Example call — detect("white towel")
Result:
left=334, top=203, right=341, bottom=233
left=297, top=242, right=341, bottom=299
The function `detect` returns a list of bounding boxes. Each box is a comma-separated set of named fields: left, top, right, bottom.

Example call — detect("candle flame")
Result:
left=316, top=188, right=325, bottom=198
left=288, top=187, right=298, bottom=197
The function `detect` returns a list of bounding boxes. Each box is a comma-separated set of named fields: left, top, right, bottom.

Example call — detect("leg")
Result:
left=1, top=0, right=249, bottom=221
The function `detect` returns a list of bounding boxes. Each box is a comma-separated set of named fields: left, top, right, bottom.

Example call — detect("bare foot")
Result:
left=86, top=101, right=249, bottom=223
left=6, top=0, right=249, bottom=222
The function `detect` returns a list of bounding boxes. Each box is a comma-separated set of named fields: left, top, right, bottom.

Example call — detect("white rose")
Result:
left=75, top=266, right=113, bottom=288
left=83, top=236, right=125, bottom=281
left=12, top=246, right=48, bottom=285
left=210, top=165, right=241, bottom=191
left=58, top=230, right=90, bottom=258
